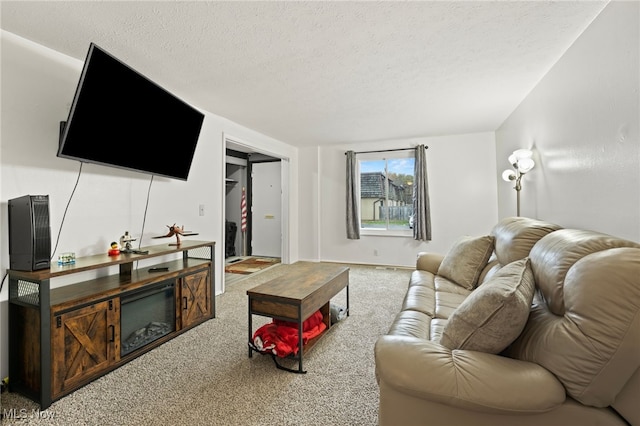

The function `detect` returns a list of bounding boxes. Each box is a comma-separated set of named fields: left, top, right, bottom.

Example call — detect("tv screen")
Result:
left=58, top=43, right=204, bottom=181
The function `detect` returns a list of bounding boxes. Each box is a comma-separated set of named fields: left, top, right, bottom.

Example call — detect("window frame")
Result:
left=357, top=150, right=414, bottom=238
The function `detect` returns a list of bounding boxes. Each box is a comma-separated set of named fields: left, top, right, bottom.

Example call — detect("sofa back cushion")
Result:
left=489, top=217, right=562, bottom=268
left=437, top=235, right=494, bottom=290
left=507, top=230, right=640, bottom=408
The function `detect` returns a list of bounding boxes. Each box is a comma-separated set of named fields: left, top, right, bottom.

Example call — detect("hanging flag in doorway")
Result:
left=241, top=187, right=247, bottom=233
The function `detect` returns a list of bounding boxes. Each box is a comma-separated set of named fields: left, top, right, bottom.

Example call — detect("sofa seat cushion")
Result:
left=435, top=290, right=470, bottom=320
left=387, top=310, right=433, bottom=339
left=434, top=276, right=474, bottom=295
left=429, top=318, right=447, bottom=343
left=408, top=270, right=436, bottom=288
left=402, top=284, right=436, bottom=316
left=437, top=235, right=495, bottom=290
left=440, top=258, right=535, bottom=354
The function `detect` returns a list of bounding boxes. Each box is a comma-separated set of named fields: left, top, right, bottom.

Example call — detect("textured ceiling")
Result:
left=1, top=1, right=607, bottom=147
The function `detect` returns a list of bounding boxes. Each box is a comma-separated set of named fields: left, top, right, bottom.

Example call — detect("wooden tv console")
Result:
left=7, top=240, right=215, bottom=409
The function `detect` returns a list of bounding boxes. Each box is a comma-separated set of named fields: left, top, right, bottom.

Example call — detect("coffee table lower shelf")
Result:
left=247, top=320, right=335, bottom=373
left=248, top=301, right=345, bottom=374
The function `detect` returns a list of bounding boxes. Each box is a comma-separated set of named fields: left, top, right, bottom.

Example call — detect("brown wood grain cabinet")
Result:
left=51, top=298, right=120, bottom=399
left=8, top=241, right=215, bottom=409
left=179, top=268, right=211, bottom=329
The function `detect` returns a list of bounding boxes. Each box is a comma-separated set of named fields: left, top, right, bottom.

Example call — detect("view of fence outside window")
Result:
left=358, top=152, right=415, bottom=231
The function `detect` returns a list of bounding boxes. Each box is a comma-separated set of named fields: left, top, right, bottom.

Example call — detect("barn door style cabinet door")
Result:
left=8, top=240, right=215, bottom=409
left=51, top=298, right=120, bottom=399
left=179, top=268, right=211, bottom=329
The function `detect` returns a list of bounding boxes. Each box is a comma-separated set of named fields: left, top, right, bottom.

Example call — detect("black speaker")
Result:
left=8, top=195, right=51, bottom=271
left=225, top=220, right=237, bottom=258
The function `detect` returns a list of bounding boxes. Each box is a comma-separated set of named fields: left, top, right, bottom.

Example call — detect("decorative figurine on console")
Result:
left=152, top=224, right=198, bottom=246
left=117, top=231, right=149, bottom=255
left=108, top=241, right=120, bottom=256
left=119, top=231, right=136, bottom=253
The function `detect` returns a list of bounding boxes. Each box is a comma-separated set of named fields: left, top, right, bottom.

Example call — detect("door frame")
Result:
left=222, top=134, right=290, bottom=287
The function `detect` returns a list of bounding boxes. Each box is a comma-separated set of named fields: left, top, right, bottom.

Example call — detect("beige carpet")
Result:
left=0, top=263, right=411, bottom=425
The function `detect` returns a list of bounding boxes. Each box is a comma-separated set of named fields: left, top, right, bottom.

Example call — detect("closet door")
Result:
left=251, top=161, right=282, bottom=257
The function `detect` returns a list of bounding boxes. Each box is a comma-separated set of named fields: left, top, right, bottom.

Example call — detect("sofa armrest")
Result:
left=416, top=252, right=444, bottom=273
left=375, top=335, right=566, bottom=414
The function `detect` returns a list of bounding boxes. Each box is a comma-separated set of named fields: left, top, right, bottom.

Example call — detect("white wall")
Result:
left=299, top=132, right=499, bottom=267
left=0, top=31, right=299, bottom=378
left=496, top=1, right=640, bottom=242
left=297, top=146, right=321, bottom=261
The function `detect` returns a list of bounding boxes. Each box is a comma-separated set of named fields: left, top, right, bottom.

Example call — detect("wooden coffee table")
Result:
left=247, top=261, right=350, bottom=373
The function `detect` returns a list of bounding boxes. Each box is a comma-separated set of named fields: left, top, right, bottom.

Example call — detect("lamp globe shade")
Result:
left=517, top=158, right=535, bottom=173
left=513, top=149, right=533, bottom=159
left=502, top=169, right=516, bottom=182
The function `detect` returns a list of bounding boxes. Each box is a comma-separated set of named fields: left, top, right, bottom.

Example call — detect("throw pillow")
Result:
left=437, top=235, right=494, bottom=290
left=440, top=258, right=535, bottom=354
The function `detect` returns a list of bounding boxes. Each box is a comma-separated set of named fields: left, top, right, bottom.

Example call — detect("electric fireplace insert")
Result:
left=120, top=280, right=176, bottom=357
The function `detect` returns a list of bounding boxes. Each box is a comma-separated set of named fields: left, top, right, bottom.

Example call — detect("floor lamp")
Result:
left=501, top=149, right=535, bottom=217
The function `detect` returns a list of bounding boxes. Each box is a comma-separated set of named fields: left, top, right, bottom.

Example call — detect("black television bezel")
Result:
left=57, top=43, right=204, bottom=181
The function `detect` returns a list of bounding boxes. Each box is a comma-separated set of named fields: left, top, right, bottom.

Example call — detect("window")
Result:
left=358, top=151, right=415, bottom=234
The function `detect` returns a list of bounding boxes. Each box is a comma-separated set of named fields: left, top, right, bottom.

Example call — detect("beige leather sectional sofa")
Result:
left=375, top=217, right=640, bottom=425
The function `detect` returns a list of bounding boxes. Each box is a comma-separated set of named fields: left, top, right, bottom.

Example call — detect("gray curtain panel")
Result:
left=346, top=150, right=360, bottom=239
left=413, top=145, right=432, bottom=241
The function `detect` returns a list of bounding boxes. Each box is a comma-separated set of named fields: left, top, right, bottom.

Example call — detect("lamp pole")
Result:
left=514, top=174, right=522, bottom=217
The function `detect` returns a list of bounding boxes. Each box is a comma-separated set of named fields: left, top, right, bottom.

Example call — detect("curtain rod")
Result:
left=345, top=146, right=428, bottom=155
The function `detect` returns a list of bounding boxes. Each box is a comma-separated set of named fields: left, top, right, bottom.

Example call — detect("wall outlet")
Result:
left=199, top=204, right=205, bottom=216
left=373, top=249, right=379, bottom=256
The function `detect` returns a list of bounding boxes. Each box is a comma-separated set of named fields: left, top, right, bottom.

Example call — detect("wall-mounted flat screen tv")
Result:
left=58, top=43, right=204, bottom=181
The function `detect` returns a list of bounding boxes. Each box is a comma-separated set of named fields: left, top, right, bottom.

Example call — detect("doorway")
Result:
left=223, top=137, right=288, bottom=286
